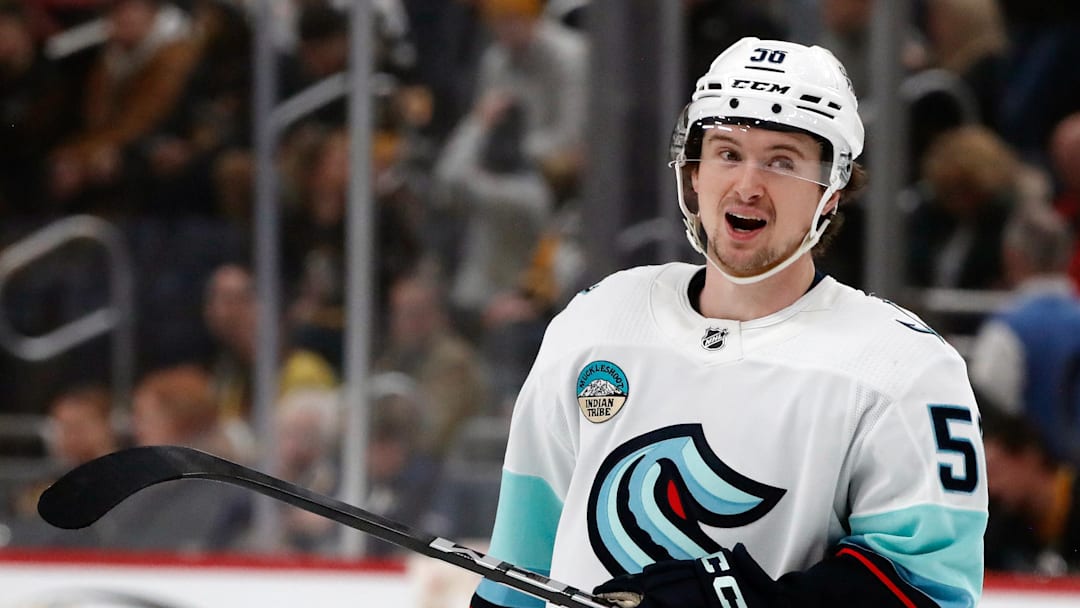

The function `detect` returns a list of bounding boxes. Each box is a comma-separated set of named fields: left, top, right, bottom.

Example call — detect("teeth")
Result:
left=726, top=212, right=767, bottom=232
left=728, top=212, right=765, bottom=222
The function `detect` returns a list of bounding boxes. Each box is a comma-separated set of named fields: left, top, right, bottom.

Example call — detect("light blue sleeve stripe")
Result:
left=475, top=470, right=565, bottom=608
left=846, top=504, right=988, bottom=608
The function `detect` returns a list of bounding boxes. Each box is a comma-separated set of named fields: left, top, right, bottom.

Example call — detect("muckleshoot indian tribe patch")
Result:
left=577, top=360, right=629, bottom=423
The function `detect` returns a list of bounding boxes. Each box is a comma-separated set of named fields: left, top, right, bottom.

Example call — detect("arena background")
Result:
left=1, top=0, right=1079, bottom=605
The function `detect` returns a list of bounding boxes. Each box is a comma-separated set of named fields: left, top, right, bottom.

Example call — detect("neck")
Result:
left=698, top=255, right=818, bottom=321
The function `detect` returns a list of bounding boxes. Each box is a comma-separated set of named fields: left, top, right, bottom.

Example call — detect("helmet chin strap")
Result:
left=677, top=167, right=839, bottom=286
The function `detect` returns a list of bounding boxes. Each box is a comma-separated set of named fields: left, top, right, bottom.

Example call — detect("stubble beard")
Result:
left=708, top=228, right=804, bottom=278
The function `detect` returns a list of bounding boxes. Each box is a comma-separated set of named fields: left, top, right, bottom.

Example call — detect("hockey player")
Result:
left=469, top=37, right=987, bottom=608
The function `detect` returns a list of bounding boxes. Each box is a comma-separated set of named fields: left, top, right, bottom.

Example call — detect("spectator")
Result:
left=87, top=363, right=252, bottom=551
left=817, top=0, right=874, bottom=97
left=131, top=363, right=245, bottom=461
left=400, top=0, right=488, bottom=144
left=273, top=387, right=342, bottom=553
left=995, top=0, right=1080, bottom=163
left=1049, top=112, right=1080, bottom=290
left=277, top=1, right=417, bottom=131
left=3, top=384, right=120, bottom=537
left=282, top=3, right=350, bottom=128
left=282, top=127, right=424, bottom=348
left=903, top=0, right=1006, bottom=182
left=906, top=125, right=1019, bottom=290
left=479, top=206, right=588, bottom=410
left=22, top=0, right=110, bottom=38
left=365, top=372, right=441, bottom=556
left=375, top=274, right=488, bottom=457
left=469, top=0, right=587, bottom=204
left=982, top=405, right=1080, bottom=574
left=434, top=98, right=553, bottom=329
left=48, top=0, right=200, bottom=212
left=0, top=1, right=72, bottom=216
left=142, top=0, right=253, bottom=219
left=506, top=205, right=589, bottom=318
left=817, top=0, right=926, bottom=99
left=922, top=0, right=1009, bottom=130
left=817, top=0, right=939, bottom=184
left=44, top=384, right=120, bottom=467
left=968, top=206, right=1080, bottom=465
left=250, top=0, right=417, bottom=79
left=203, top=263, right=338, bottom=428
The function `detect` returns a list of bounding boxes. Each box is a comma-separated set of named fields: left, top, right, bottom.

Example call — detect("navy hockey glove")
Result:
left=593, top=544, right=782, bottom=608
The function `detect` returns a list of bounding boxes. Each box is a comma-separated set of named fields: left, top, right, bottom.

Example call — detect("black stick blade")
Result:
left=38, top=445, right=196, bottom=529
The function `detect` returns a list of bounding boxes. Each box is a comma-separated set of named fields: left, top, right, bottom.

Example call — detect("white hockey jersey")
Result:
left=474, top=263, right=987, bottom=608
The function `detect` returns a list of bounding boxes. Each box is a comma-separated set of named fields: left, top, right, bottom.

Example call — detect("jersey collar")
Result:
left=651, top=264, right=837, bottom=365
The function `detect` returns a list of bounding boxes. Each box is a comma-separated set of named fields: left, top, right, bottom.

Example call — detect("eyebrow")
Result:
left=703, top=132, right=812, bottom=159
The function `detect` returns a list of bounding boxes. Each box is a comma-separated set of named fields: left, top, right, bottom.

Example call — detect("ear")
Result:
left=823, top=189, right=841, bottom=215
left=690, top=166, right=700, bottom=193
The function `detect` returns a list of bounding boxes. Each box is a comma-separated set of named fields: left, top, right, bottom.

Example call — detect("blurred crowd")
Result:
left=0, top=0, right=1078, bottom=575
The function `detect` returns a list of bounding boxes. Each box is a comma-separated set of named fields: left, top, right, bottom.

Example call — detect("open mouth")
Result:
left=726, top=212, right=767, bottom=233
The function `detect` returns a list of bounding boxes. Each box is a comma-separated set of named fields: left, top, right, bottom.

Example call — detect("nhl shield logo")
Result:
left=701, top=327, right=729, bottom=351
left=577, top=360, right=629, bottom=423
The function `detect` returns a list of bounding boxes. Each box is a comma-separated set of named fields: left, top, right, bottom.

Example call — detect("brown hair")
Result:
left=922, top=125, right=1018, bottom=199
left=813, top=161, right=868, bottom=256
left=50, top=385, right=112, bottom=420
left=136, top=364, right=217, bottom=437
left=479, top=0, right=544, bottom=18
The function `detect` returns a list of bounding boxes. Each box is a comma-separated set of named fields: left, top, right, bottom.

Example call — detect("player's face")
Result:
left=690, top=125, right=834, bottom=279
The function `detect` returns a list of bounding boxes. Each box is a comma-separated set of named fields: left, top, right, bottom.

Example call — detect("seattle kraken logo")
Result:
left=587, top=425, right=785, bottom=575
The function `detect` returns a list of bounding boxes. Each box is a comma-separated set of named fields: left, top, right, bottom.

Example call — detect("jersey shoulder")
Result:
left=824, top=281, right=952, bottom=350
left=534, top=262, right=696, bottom=360
left=557, top=262, right=695, bottom=319
left=801, top=281, right=970, bottom=394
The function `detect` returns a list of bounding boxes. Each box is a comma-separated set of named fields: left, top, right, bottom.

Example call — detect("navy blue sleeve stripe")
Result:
left=832, top=545, right=940, bottom=608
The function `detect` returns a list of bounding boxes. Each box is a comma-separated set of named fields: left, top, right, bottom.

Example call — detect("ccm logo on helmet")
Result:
left=731, top=80, right=790, bottom=94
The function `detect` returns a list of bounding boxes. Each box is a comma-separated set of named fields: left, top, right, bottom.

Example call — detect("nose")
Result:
left=732, top=162, right=765, bottom=202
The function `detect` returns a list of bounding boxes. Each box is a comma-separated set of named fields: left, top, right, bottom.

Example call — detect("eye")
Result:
left=717, top=149, right=741, bottom=162
left=768, top=156, right=796, bottom=171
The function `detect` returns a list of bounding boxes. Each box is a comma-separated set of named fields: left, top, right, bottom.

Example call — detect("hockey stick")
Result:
left=37, top=445, right=613, bottom=608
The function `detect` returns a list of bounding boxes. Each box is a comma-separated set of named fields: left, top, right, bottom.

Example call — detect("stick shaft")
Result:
left=38, top=446, right=610, bottom=608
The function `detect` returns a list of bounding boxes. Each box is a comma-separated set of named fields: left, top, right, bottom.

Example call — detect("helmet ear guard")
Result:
left=668, top=103, right=697, bottom=214
left=669, top=104, right=705, bottom=253
left=669, top=37, right=865, bottom=284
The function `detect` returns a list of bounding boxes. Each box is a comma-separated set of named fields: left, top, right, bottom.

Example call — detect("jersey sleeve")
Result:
left=471, top=331, right=579, bottom=608
left=836, top=348, right=988, bottom=607
left=734, top=347, right=990, bottom=608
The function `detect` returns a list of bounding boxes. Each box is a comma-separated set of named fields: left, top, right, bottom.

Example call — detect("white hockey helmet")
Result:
left=671, top=37, right=865, bottom=284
